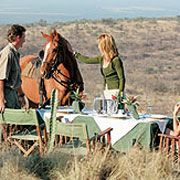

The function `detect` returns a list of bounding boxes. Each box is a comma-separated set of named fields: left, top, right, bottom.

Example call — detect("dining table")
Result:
left=38, top=107, right=173, bottom=153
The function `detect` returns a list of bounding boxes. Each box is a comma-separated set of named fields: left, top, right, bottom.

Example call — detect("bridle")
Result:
left=42, top=39, right=63, bottom=75
left=42, top=39, right=82, bottom=91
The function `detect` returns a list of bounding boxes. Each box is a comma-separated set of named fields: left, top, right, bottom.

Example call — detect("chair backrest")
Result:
left=55, top=122, right=88, bottom=140
left=0, top=108, right=44, bottom=126
left=48, top=88, right=89, bottom=153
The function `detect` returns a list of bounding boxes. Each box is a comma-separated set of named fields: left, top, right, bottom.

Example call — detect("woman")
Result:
left=166, top=102, right=180, bottom=136
left=72, top=33, right=126, bottom=101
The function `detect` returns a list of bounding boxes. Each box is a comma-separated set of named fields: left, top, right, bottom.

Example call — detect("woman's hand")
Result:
left=120, top=92, right=124, bottom=98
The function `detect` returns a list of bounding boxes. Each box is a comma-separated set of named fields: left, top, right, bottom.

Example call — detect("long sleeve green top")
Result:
left=75, top=53, right=126, bottom=93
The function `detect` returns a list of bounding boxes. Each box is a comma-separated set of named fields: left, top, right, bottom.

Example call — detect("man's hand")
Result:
left=19, top=95, right=26, bottom=107
left=0, top=80, right=5, bottom=113
left=0, top=99, right=5, bottom=113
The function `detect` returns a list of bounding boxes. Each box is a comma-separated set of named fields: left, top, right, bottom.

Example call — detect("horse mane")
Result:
left=55, top=32, right=84, bottom=92
left=58, top=34, right=79, bottom=74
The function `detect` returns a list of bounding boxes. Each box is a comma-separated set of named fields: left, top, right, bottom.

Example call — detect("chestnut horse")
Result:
left=20, top=29, right=83, bottom=107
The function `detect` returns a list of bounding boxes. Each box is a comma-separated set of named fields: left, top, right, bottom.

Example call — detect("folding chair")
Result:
left=48, top=121, right=113, bottom=155
left=158, top=133, right=180, bottom=162
left=47, top=88, right=113, bottom=155
left=0, top=108, right=47, bottom=157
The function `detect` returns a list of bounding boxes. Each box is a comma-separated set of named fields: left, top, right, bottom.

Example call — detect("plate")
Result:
left=148, top=114, right=167, bottom=120
left=108, top=114, right=127, bottom=120
left=57, top=109, right=74, bottom=114
left=95, top=114, right=108, bottom=117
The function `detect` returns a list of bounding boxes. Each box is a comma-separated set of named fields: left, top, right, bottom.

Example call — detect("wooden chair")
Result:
left=158, top=133, right=180, bottom=162
left=0, top=108, right=47, bottom=157
left=47, top=89, right=113, bottom=155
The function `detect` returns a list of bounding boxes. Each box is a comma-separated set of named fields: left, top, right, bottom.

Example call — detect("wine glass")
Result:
left=146, top=106, right=152, bottom=117
left=93, top=97, right=106, bottom=114
left=106, top=99, right=118, bottom=116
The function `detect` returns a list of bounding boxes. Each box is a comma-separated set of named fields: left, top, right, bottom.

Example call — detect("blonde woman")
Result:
left=71, top=33, right=126, bottom=100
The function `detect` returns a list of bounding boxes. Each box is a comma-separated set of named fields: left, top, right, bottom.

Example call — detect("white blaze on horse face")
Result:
left=42, top=42, right=51, bottom=64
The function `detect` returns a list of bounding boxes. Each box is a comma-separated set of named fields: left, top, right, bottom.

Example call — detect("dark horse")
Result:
left=20, top=29, right=84, bottom=107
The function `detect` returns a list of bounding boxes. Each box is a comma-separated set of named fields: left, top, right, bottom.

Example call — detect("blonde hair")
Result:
left=98, top=33, right=118, bottom=62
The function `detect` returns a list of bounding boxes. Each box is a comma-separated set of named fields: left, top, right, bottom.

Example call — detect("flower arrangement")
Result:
left=111, top=92, right=122, bottom=102
left=70, top=87, right=86, bottom=102
left=112, top=94, right=119, bottom=101
left=122, top=95, right=139, bottom=106
left=122, top=94, right=140, bottom=119
left=70, top=87, right=86, bottom=113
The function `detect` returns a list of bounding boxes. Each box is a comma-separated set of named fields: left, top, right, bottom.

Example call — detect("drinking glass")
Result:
left=106, top=99, right=118, bottom=116
left=93, top=97, right=106, bottom=114
left=146, top=106, right=152, bottom=117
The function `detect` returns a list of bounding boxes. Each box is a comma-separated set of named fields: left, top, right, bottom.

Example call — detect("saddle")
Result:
left=21, top=50, right=44, bottom=79
left=21, top=51, right=48, bottom=106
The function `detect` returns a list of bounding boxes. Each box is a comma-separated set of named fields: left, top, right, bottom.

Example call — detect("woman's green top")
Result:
left=75, top=53, right=126, bottom=93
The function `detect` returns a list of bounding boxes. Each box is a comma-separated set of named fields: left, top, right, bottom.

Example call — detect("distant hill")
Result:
left=0, top=17, right=180, bottom=115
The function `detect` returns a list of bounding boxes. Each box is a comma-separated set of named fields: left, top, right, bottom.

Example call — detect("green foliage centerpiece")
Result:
left=70, top=87, right=86, bottom=114
left=123, top=95, right=140, bottom=120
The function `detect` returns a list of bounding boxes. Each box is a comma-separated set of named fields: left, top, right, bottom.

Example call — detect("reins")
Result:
left=52, top=68, right=83, bottom=91
left=52, top=73, right=74, bottom=91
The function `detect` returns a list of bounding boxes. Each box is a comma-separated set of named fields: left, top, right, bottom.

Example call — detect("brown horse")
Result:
left=20, top=29, right=84, bottom=107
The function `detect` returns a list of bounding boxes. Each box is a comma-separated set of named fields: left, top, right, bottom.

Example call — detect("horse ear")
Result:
left=41, top=31, right=49, bottom=39
left=53, top=28, right=57, bottom=34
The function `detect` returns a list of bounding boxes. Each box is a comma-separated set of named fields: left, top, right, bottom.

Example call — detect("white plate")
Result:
left=108, top=114, right=127, bottom=119
left=57, top=108, right=74, bottom=114
left=95, top=114, right=108, bottom=117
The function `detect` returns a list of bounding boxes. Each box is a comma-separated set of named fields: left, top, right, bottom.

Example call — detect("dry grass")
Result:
left=55, top=148, right=179, bottom=180
left=0, top=143, right=179, bottom=180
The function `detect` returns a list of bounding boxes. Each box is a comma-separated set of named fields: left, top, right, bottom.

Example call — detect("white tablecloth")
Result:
left=38, top=109, right=169, bottom=145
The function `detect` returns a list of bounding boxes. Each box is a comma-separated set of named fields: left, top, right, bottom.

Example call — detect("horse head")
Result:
left=40, top=29, right=64, bottom=79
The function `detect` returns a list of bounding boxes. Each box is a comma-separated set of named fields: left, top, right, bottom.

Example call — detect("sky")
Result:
left=0, top=0, right=179, bottom=24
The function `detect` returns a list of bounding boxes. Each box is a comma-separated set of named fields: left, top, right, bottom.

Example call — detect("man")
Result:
left=0, top=24, right=26, bottom=113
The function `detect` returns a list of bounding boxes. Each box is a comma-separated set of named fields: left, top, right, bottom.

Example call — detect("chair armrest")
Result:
left=158, top=133, right=180, bottom=140
left=88, top=127, right=113, bottom=142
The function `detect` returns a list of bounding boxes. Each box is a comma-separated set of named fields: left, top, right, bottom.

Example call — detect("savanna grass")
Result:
left=0, top=142, right=180, bottom=180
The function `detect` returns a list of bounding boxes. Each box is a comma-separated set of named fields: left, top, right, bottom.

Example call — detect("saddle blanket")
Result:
left=21, top=57, right=42, bottom=79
